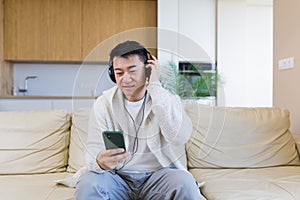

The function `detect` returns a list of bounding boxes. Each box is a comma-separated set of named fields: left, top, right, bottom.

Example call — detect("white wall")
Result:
left=158, top=0, right=272, bottom=107
left=158, top=0, right=216, bottom=65
left=178, top=0, right=216, bottom=61
left=14, top=63, right=114, bottom=96
left=217, top=0, right=273, bottom=106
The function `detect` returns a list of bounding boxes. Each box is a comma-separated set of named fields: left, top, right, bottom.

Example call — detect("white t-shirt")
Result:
left=123, top=96, right=162, bottom=172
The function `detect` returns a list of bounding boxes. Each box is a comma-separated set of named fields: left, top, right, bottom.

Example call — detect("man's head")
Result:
left=109, top=41, right=149, bottom=68
left=108, top=41, right=150, bottom=101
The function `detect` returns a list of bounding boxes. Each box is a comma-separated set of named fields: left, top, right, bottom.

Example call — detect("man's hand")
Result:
left=96, top=148, right=131, bottom=170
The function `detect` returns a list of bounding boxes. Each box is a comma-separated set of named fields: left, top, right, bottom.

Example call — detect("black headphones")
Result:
left=108, top=48, right=152, bottom=83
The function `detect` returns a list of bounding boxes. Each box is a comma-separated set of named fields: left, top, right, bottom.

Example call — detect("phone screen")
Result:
left=102, top=131, right=126, bottom=151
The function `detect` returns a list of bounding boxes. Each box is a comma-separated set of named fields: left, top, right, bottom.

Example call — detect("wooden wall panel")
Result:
left=1, top=0, right=13, bottom=95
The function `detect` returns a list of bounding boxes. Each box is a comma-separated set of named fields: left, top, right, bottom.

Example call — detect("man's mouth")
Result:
left=122, top=85, right=134, bottom=90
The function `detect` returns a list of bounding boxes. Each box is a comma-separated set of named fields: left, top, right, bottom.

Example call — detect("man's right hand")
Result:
left=96, top=148, right=131, bottom=170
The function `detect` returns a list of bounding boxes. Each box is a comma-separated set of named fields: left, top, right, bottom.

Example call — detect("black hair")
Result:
left=109, top=41, right=148, bottom=65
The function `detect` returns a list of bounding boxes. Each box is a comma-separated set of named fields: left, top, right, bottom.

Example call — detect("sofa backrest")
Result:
left=67, top=107, right=90, bottom=172
left=0, top=110, right=71, bottom=174
left=185, top=103, right=300, bottom=169
left=3, top=104, right=298, bottom=174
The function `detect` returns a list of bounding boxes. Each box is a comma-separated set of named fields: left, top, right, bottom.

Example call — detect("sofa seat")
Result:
left=190, top=166, right=300, bottom=200
left=0, top=172, right=75, bottom=200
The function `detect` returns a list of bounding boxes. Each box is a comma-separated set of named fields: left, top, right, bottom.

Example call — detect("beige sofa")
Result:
left=1, top=102, right=300, bottom=200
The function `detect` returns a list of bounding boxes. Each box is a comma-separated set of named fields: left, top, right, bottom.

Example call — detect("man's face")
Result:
left=113, top=54, right=146, bottom=102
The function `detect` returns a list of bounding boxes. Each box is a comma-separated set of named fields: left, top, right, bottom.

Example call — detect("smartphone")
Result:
left=102, top=131, right=126, bottom=152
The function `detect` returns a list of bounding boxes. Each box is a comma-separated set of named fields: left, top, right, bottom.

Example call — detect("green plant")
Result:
left=160, top=61, right=218, bottom=99
left=159, top=61, right=184, bottom=97
left=190, top=72, right=217, bottom=97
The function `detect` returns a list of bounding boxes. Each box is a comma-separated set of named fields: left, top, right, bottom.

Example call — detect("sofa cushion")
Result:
left=190, top=167, right=300, bottom=200
left=0, top=172, right=75, bottom=200
left=185, top=103, right=300, bottom=168
left=67, top=108, right=90, bottom=172
left=0, top=110, right=71, bottom=174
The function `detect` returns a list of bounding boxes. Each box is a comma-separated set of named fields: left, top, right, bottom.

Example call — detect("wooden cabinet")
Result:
left=119, top=0, right=157, bottom=32
left=42, top=0, right=81, bottom=61
left=82, top=0, right=157, bottom=60
left=118, top=0, right=157, bottom=57
left=4, top=0, right=43, bottom=60
left=4, top=0, right=81, bottom=61
left=4, top=0, right=157, bottom=62
left=82, top=0, right=119, bottom=59
left=0, top=0, right=13, bottom=95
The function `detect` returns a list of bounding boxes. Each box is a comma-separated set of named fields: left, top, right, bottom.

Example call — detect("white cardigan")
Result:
left=85, top=82, right=193, bottom=173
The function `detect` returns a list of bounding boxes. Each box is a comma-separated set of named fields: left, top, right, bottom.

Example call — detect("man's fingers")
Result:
left=104, top=148, right=125, bottom=156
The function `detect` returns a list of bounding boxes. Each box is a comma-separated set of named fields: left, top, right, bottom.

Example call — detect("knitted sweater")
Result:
left=85, top=82, right=193, bottom=173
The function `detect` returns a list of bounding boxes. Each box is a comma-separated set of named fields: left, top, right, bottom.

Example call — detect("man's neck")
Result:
left=125, top=90, right=147, bottom=102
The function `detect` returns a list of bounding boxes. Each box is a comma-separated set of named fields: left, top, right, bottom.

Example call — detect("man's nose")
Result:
left=123, top=72, right=132, bottom=82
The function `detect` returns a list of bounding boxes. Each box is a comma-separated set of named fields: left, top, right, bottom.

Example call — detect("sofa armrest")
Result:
left=294, top=135, right=300, bottom=157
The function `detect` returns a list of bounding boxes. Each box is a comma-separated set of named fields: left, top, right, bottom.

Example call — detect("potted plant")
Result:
left=160, top=60, right=218, bottom=105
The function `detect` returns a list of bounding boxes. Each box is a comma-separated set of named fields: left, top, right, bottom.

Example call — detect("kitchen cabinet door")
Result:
left=82, top=0, right=119, bottom=60
left=0, top=0, right=13, bottom=95
left=4, top=0, right=43, bottom=60
left=4, top=0, right=82, bottom=61
left=82, top=0, right=157, bottom=61
left=4, top=0, right=157, bottom=62
left=42, top=0, right=81, bottom=61
left=118, top=0, right=157, bottom=56
left=118, top=0, right=157, bottom=32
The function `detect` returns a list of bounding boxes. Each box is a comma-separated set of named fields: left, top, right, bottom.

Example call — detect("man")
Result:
left=75, top=41, right=203, bottom=199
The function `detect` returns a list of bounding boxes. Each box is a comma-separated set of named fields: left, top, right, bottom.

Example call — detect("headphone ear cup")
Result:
left=145, top=50, right=152, bottom=62
left=108, top=64, right=116, bottom=83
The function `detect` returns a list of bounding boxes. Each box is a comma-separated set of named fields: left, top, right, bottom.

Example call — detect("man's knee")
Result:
left=75, top=171, right=111, bottom=199
left=165, top=169, right=195, bottom=186
left=75, top=171, right=133, bottom=200
left=164, top=169, right=201, bottom=198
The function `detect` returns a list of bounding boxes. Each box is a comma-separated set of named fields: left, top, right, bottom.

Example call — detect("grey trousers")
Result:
left=75, top=167, right=204, bottom=200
